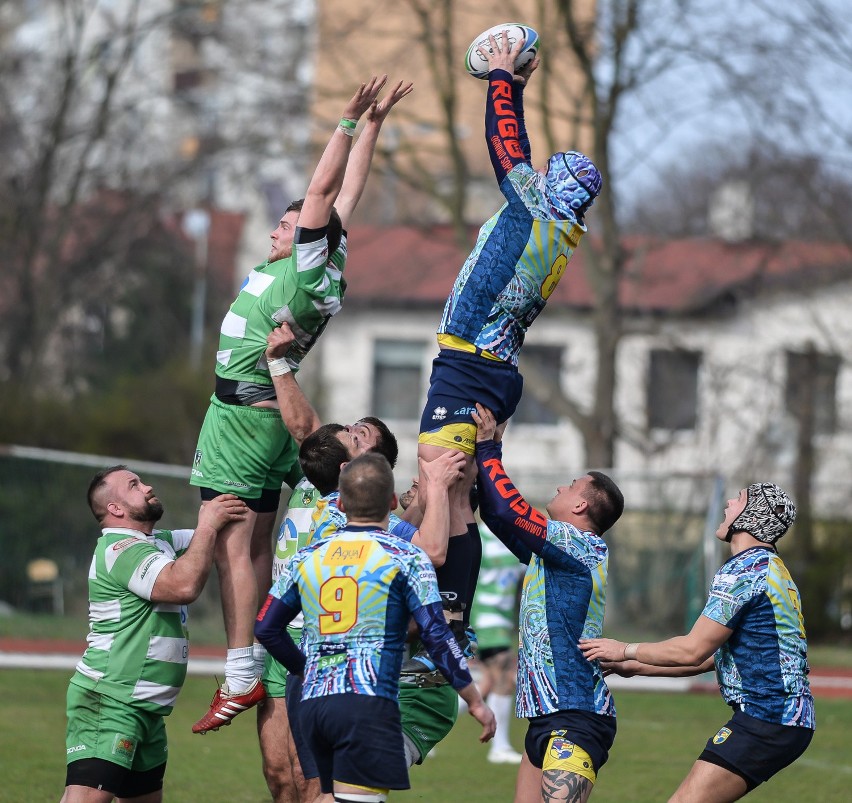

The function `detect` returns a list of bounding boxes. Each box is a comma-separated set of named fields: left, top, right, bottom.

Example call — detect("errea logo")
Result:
left=432, top=406, right=448, bottom=421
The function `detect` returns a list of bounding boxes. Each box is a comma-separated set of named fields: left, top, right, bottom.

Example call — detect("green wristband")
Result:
left=339, top=118, right=357, bottom=130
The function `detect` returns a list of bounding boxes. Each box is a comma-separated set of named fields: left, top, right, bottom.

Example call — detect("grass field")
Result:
left=4, top=668, right=851, bottom=803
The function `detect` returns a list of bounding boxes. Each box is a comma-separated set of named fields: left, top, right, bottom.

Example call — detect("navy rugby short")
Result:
left=699, top=709, right=814, bottom=790
left=525, top=709, right=617, bottom=775
left=419, top=349, right=524, bottom=434
left=300, top=694, right=410, bottom=793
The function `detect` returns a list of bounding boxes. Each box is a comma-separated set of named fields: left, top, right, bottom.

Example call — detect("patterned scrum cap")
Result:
left=544, top=151, right=602, bottom=220
left=729, top=483, right=797, bottom=544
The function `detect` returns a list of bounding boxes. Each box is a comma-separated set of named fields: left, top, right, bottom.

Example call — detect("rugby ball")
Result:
left=464, top=23, right=539, bottom=80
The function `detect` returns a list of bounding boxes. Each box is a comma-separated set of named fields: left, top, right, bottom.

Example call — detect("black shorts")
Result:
left=419, top=349, right=524, bottom=434
left=284, top=674, right=319, bottom=780
left=65, top=758, right=165, bottom=798
left=300, top=694, right=410, bottom=793
left=525, top=710, right=617, bottom=775
left=699, top=709, right=814, bottom=791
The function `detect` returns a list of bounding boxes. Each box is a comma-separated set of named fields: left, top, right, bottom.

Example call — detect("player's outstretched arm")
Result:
left=150, top=495, right=249, bottom=604
left=580, top=615, right=732, bottom=668
left=335, top=79, right=413, bottom=229
left=410, top=451, right=466, bottom=567
left=298, top=75, right=387, bottom=231
left=265, top=323, right=322, bottom=445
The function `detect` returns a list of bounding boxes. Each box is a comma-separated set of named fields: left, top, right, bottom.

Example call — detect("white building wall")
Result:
left=313, top=280, right=852, bottom=516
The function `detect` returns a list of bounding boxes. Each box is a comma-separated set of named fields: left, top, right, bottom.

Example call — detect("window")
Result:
left=371, top=340, right=427, bottom=420
left=647, top=349, right=701, bottom=430
left=785, top=350, right=840, bottom=435
left=514, top=345, right=563, bottom=425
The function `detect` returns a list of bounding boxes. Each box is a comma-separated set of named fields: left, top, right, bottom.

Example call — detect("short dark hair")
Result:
left=355, top=416, right=399, bottom=468
left=283, top=198, right=343, bottom=258
left=582, top=471, right=625, bottom=534
left=299, top=424, right=349, bottom=495
left=87, top=465, right=128, bottom=524
left=339, top=453, right=395, bottom=522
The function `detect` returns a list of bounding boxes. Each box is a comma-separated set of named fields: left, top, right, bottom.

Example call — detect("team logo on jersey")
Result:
left=324, top=541, right=369, bottom=566
left=193, top=449, right=203, bottom=467
left=111, top=734, right=137, bottom=759
left=713, top=727, right=732, bottom=745
left=302, top=490, right=315, bottom=506
left=549, top=737, right=575, bottom=761
left=432, top=406, right=448, bottom=421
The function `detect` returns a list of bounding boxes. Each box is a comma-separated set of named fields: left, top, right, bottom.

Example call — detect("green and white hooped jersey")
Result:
left=273, top=478, right=323, bottom=639
left=70, top=527, right=193, bottom=715
left=215, top=234, right=347, bottom=383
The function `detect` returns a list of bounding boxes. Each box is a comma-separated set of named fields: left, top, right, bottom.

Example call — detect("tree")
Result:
left=0, top=0, right=315, bottom=391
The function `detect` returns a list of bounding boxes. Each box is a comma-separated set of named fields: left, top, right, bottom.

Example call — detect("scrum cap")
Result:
left=544, top=151, right=602, bottom=220
left=727, top=483, right=797, bottom=544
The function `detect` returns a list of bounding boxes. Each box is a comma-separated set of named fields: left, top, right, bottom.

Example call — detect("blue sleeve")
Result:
left=475, top=440, right=549, bottom=562
left=254, top=594, right=307, bottom=676
left=389, top=515, right=417, bottom=542
left=485, top=69, right=529, bottom=184
left=411, top=601, right=474, bottom=690
left=513, top=83, right=531, bottom=161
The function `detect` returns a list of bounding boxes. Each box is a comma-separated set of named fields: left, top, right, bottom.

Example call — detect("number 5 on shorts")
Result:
left=319, top=576, right=359, bottom=634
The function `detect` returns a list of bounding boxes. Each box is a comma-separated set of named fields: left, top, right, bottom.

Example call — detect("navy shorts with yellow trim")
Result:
left=300, top=694, right=410, bottom=793
left=525, top=709, right=617, bottom=777
left=419, top=349, right=523, bottom=444
left=699, top=709, right=814, bottom=790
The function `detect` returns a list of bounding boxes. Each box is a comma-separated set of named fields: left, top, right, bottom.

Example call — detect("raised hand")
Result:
left=342, top=75, right=389, bottom=121
left=368, top=79, right=414, bottom=124
left=480, top=31, right=525, bottom=75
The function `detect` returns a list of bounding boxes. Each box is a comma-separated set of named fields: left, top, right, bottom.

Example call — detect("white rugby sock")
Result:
left=490, top=692, right=514, bottom=751
left=224, top=646, right=256, bottom=693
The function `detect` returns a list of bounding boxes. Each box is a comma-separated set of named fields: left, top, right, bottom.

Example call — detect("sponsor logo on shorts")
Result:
left=713, top=727, right=732, bottom=745
left=193, top=449, right=203, bottom=467
left=67, top=744, right=87, bottom=754
left=453, top=434, right=475, bottom=446
left=432, top=406, right=448, bottom=421
left=440, top=591, right=459, bottom=602
left=550, top=737, right=575, bottom=761
left=111, top=734, right=137, bottom=759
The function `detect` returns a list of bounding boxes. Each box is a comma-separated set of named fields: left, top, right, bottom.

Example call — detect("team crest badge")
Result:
left=111, top=734, right=137, bottom=759
left=713, top=727, right=732, bottom=745
left=549, top=737, right=575, bottom=761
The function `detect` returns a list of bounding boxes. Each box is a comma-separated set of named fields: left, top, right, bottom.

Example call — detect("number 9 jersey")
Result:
left=257, top=525, right=473, bottom=701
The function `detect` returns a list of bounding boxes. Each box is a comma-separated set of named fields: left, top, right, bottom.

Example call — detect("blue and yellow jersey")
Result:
left=308, top=490, right=416, bottom=546
left=437, top=70, right=586, bottom=366
left=265, top=526, right=451, bottom=701
left=515, top=520, right=612, bottom=718
left=702, top=547, right=815, bottom=728
left=475, top=440, right=614, bottom=719
left=437, top=167, right=584, bottom=366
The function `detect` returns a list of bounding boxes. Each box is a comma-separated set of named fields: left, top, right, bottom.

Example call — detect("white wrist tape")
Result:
left=267, top=357, right=292, bottom=377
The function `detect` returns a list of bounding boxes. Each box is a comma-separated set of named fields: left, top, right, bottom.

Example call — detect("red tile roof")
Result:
left=342, top=225, right=852, bottom=314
